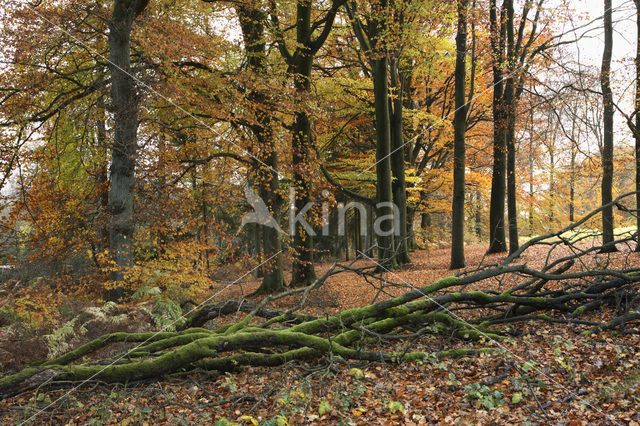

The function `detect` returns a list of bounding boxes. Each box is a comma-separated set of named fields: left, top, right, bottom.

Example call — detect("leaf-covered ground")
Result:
left=2, top=244, right=640, bottom=424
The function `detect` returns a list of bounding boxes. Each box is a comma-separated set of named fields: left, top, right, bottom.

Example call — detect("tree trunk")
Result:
left=474, top=189, right=482, bottom=238
left=285, top=0, right=342, bottom=286
left=635, top=0, right=640, bottom=251
left=528, top=119, right=535, bottom=236
left=106, top=0, right=146, bottom=301
left=237, top=5, right=286, bottom=294
left=450, top=0, right=468, bottom=269
left=373, top=56, right=398, bottom=269
left=407, top=207, right=417, bottom=250
left=290, top=53, right=317, bottom=286
left=346, top=0, right=397, bottom=268
left=366, top=203, right=375, bottom=256
left=252, top=223, right=263, bottom=278
left=421, top=212, right=431, bottom=229
left=487, top=0, right=508, bottom=254
left=329, top=208, right=342, bottom=258
left=549, top=141, right=555, bottom=226
left=256, top=145, right=286, bottom=293
left=569, top=124, right=577, bottom=223
left=505, top=108, right=519, bottom=253
left=354, top=208, right=362, bottom=254
left=600, top=0, right=617, bottom=252
left=390, top=58, right=410, bottom=265
left=96, top=95, right=110, bottom=252
left=504, top=0, right=519, bottom=255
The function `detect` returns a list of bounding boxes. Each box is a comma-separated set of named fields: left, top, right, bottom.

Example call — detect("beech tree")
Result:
left=487, top=0, right=508, bottom=254
left=345, top=0, right=399, bottom=269
left=106, top=0, right=150, bottom=300
left=599, top=0, right=616, bottom=252
left=450, top=0, right=469, bottom=269
left=635, top=0, right=640, bottom=252
left=235, top=0, right=286, bottom=293
left=630, top=0, right=640, bottom=251
left=487, top=0, right=551, bottom=254
left=270, top=0, right=345, bottom=286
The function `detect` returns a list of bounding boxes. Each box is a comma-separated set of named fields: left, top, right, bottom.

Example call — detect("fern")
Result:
left=151, top=299, right=184, bottom=331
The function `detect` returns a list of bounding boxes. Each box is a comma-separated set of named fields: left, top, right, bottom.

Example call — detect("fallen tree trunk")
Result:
left=182, top=300, right=318, bottom=329
left=2, top=194, right=640, bottom=400
left=1, top=271, right=637, bottom=399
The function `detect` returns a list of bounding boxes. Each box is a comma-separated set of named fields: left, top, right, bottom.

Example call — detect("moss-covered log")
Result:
left=182, top=300, right=318, bottom=330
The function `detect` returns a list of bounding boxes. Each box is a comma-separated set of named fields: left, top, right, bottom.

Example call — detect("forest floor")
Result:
left=2, top=244, right=640, bottom=424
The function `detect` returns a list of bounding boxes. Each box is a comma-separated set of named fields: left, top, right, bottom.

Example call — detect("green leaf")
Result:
left=482, top=397, right=494, bottom=410
left=348, top=368, right=364, bottom=379
left=238, top=415, right=259, bottom=425
left=318, top=400, right=331, bottom=415
left=388, top=400, right=405, bottom=414
left=511, top=392, right=523, bottom=404
left=132, top=285, right=161, bottom=300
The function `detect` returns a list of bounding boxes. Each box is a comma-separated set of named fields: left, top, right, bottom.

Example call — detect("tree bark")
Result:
left=288, top=2, right=315, bottom=285
left=421, top=212, right=431, bottom=229
left=450, top=0, right=468, bottom=269
left=106, top=0, right=147, bottom=301
left=528, top=120, right=535, bottom=236
left=407, top=207, right=417, bottom=250
left=474, top=188, right=483, bottom=238
left=237, top=4, right=286, bottom=294
left=504, top=0, right=519, bottom=255
left=345, top=0, right=398, bottom=268
left=373, top=56, right=398, bottom=269
left=282, top=0, right=342, bottom=286
left=634, top=0, right=640, bottom=251
left=290, top=52, right=317, bottom=286
left=600, top=0, right=617, bottom=252
left=257, top=147, right=286, bottom=293
left=487, top=0, right=508, bottom=254
left=390, top=58, right=410, bottom=265
left=569, top=123, right=577, bottom=223
left=96, top=95, right=110, bottom=253
left=549, top=135, right=555, bottom=225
